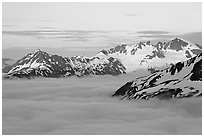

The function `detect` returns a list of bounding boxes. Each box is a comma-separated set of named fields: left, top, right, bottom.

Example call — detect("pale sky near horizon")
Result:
left=2, top=2, right=202, bottom=59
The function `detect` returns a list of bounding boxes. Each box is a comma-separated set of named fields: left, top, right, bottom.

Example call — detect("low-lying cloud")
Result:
left=125, top=13, right=141, bottom=16
left=2, top=30, right=97, bottom=42
left=137, top=31, right=170, bottom=34
left=2, top=29, right=154, bottom=48
left=3, top=28, right=202, bottom=46
left=2, top=72, right=202, bottom=135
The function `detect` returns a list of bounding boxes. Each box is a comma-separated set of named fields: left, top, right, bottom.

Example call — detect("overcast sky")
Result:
left=3, top=2, right=202, bottom=32
left=2, top=2, right=202, bottom=59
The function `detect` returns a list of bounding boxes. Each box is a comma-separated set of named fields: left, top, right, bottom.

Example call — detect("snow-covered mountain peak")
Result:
left=33, top=48, right=42, bottom=53
left=96, top=38, right=201, bottom=72
left=97, top=41, right=154, bottom=58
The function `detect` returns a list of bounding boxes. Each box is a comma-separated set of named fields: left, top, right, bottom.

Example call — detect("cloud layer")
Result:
left=2, top=30, right=100, bottom=42
left=137, top=31, right=170, bottom=34
left=3, top=29, right=201, bottom=44
left=2, top=71, right=202, bottom=135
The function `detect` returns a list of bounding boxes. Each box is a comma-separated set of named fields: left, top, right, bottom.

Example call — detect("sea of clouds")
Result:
left=2, top=71, right=202, bottom=135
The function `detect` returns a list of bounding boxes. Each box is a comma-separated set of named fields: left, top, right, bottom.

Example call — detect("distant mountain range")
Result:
left=5, top=48, right=125, bottom=78
left=4, top=37, right=202, bottom=78
left=113, top=53, right=202, bottom=100
left=97, top=37, right=201, bottom=72
left=2, top=58, right=15, bottom=73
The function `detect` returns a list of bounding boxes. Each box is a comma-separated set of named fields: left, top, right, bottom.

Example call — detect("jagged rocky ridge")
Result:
left=7, top=49, right=126, bottom=78
left=112, top=53, right=202, bottom=100
left=6, top=37, right=202, bottom=78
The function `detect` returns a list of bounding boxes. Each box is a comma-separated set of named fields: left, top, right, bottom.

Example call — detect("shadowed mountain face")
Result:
left=112, top=53, right=202, bottom=100
left=5, top=38, right=202, bottom=78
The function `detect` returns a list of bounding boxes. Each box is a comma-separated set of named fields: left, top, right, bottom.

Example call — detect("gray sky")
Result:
left=3, top=2, right=201, bottom=32
left=2, top=2, right=202, bottom=59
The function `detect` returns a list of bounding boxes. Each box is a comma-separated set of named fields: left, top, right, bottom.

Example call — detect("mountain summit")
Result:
left=8, top=49, right=75, bottom=78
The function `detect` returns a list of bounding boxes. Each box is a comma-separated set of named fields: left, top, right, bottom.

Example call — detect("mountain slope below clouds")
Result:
left=113, top=53, right=202, bottom=100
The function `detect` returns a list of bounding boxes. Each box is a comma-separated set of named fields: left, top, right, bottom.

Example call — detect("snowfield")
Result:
left=2, top=71, right=202, bottom=135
